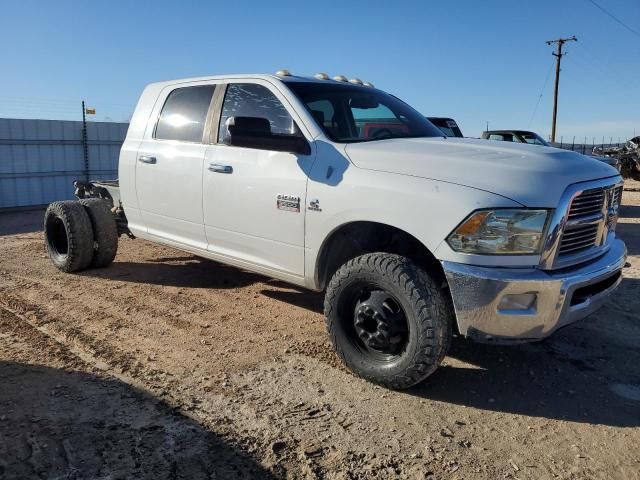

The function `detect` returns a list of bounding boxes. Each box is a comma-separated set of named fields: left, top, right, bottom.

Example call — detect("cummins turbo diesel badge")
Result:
left=277, top=194, right=300, bottom=212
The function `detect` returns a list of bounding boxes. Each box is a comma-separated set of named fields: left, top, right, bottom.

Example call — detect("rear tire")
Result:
left=324, top=253, right=453, bottom=390
left=79, top=198, right=118, bottom=268
left=44, top=201, right=94, bottom=272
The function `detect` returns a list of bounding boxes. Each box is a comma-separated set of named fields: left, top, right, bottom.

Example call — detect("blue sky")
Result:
left=1, top=0, right=638, bottom=140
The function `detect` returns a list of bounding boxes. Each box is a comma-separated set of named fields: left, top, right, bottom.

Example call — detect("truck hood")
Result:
left=344, top=137, right=619, bottom=207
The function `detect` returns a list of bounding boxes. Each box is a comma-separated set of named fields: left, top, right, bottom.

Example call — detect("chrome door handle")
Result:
left=138, top=155, right=157, bottom=164
left=208, top=163, right=233, bottom=174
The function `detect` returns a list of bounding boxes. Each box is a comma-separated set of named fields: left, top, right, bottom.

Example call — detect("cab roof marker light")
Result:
left=363, top=81, right=375, bottom=88
left=349, top=78, right=363, bottom=85
left=314, top=72, right=329, bottom=80
left=275, top=69, right=291, bottom=76
left=332, top=75, right=348, bottom=82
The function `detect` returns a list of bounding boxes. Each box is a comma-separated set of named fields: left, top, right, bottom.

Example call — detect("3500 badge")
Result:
left=276, top=194, right=301, bottom=212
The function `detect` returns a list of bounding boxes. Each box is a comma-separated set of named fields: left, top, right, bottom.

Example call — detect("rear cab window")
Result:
left=489, top=133, right=520, bottom=142
left=155, top=85, right=216, bottom=143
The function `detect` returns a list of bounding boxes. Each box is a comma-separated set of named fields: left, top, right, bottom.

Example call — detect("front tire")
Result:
left=44, top=201, right=95, bottom=272
left=324, top=253, right=453, bottom=389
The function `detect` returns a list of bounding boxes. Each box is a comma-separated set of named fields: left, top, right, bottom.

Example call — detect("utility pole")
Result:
left=546, top=35, right=577, bottom=143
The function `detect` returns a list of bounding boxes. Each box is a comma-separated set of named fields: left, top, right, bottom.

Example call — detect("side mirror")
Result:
left=223, top=116, right=310, bottom=155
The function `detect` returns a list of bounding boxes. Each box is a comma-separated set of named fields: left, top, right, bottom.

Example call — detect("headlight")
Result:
left=447, top=209, right=549, bottom=255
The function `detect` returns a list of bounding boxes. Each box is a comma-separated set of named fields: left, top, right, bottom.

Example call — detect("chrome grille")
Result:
left=567, top=188, right=605, bottom=219
left=540, top=179, right=623, bottom=270
left=611, top=185, right=623, bottom=208
left=558, top=223, right=600, bottom=255
left=557, top=183, right=622, bottom=259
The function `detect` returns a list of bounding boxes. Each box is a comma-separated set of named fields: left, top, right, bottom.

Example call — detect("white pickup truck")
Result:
left=44, top=72, right=627, bottom=389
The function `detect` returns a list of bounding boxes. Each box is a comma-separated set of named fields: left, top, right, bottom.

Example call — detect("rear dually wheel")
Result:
left=44, top=201, right=95, bottom=272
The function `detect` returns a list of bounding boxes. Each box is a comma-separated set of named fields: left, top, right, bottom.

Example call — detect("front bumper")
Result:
left=442, top=239, right=627, bottom=343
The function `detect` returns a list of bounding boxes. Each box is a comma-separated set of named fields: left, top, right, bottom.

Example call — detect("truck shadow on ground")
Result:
left=410, top=335, right=639, bottom=428
left=0, top=361, right=275, bottom=480
left=81, top=258, right=265, bottom=289
left=409, top=278, right=640, bottom=428
left=260, top=287, right=326, bottom=313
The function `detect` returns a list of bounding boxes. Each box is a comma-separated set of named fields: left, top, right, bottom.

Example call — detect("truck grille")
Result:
left=557, top=184, right=622, bottom=259
left=559, top=223, right=600, bottom=255
left=558, top=185, right=623, bottom=257
left=540, top=180, right=623, bottom=269
left=611, top=185, right=623, bottom=208
left=567, top=188, right=605, bottom=219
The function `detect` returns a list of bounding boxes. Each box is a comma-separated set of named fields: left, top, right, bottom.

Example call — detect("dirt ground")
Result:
left=1, top=185, right=639, bottom=480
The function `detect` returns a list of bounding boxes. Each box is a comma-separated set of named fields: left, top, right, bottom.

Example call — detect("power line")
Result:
left=561, top=63, right=604, bottom=94
left=587, top=0, right=640, bottom=39
left=562, top=53, right=607, bottom=88
left=0, top=95, right=133, bottom=123
left=528, top=59, right=555, bottom=128
left=576, top=41, right=637, bottom=89
left=572, top=44, right=610, bottom=80
left=0, top=99, right=133, bottom=113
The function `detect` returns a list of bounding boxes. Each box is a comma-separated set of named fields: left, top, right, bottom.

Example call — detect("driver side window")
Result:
left=218, top=83, right=297, bottom=143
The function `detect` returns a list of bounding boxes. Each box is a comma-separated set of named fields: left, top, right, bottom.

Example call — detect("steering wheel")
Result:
left=372, top=128, right=394, bottom=139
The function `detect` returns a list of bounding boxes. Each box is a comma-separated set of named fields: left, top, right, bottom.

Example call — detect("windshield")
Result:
left=520, top=132, right=549, bottom=146
left=286, top=82, right=443, bottom=143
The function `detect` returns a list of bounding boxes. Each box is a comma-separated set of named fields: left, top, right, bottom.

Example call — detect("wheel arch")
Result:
left=313, top=220, right=446, bottom=291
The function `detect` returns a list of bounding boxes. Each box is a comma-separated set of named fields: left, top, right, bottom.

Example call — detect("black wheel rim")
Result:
left=343, top=283, right=410, bottom=363
left=47, top=216, right=69, bottom=257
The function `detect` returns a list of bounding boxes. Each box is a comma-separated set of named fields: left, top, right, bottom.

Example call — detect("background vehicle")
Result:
left=482, top=129, right=621, bottom=170
left=427, top=117, right=464, bottom=137
left=482, top=129, right=547, bottom=145
left=593, top=136, right=640, bottom=180
left=43, top=72, right=626, bottom=390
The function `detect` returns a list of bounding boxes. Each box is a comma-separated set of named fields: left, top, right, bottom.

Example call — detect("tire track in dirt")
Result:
left=0, top=294, right=143, bottom=377
left=0, top=306, right=89, bottom=370
left=0, top=307, right=276, bottom=479
left=0, top=295, right=278, bottom=465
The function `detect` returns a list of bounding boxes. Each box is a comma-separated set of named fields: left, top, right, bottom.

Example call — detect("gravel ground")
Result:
left=0, top=186, right=639, bottom=479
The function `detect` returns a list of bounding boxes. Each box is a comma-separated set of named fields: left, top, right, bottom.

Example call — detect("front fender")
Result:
left=303, top=148, right=521, bottom=289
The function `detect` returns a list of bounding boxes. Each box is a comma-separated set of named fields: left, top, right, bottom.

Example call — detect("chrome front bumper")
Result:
left=442, top=239, right=627, bottom=343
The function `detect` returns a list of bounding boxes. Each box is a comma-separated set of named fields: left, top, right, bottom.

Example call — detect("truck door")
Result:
left=135, top=83, right=217, bottom=249
left=203, top=81, right=315, bottom=279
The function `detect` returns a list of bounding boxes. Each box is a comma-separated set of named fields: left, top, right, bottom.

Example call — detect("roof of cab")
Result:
left=146, top=73, right=373, bottom=89
left=483, top=130, right=538, bottom=135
